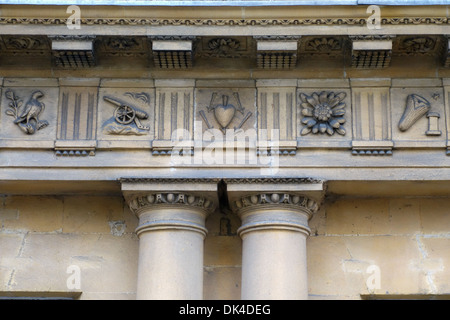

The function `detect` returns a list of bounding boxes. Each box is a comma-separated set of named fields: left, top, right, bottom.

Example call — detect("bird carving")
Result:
left=13, top=90, right=48, bottom=134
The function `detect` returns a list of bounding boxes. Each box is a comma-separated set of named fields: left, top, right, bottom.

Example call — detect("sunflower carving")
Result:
left=299, top=91, right=347, bottom=136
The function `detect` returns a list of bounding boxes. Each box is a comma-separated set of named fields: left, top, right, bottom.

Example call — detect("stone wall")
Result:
left=0, top=195, right=139, bottom=299
left=308, top=196, right=450, bottom=299
left=1, top=193, right=449, bottom=300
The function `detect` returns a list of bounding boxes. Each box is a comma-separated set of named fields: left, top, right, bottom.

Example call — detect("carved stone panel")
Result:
left=0, top=35, right=50, bottom=57
left=297, top=81, right=351, bottom=149
left=257, top=80, right=296, bottom=153
left=391, top=80, right=445, bottom=148
left=393, top=36, right=441, bottom=57
left=195, top=37, right=254, bottom=59
left=196, top=82, right=255, bottom=135
left=98, top=86, right=154, bottom=141
left=153, top=80, right=195, bottom=153
left=57, top=86, right=98, bottom=141
left=55, top=79, right=98, bottom=156
left=97, top=36, right=149, bottom=58
left=299, top=36, right=346, bottom=58
left=351, top=84, right=392, bottom=155
left=0, top=79, right=58, bottom=142
left=193, top=80, right=256, bottom=161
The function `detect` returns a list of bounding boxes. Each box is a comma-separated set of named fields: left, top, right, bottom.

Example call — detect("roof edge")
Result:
left=0, top=0, right=448, bottom=6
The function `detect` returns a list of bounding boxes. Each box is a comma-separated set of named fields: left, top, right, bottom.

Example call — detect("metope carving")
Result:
left=397, top=36, right=437, bottom=56
left=102, top=95, right=150, bottom=135
left=398, top=94, right=431, bottom=132
left=200, top=92, right=252, bottom=133
left=302, top=37, right=343, bottom=57
left=5, top=89, right=49, bottom=134
left=299, top=91, right=346, bottom=136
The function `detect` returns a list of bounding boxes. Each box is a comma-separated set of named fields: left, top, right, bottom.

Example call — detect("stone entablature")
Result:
left=1, top=5, right=450, bottom=72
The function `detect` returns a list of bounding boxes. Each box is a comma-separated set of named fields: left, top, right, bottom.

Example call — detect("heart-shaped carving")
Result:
left=214, top=95, right=236, bottom=129
left=215, top=104, right=235, bottom=129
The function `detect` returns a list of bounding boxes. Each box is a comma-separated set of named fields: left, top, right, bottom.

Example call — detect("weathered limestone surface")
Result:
left=0, top=3, right=449, bottom=300
left=0, top=195, right=139, bottom=300
left=308, top=197, right=450, bottom=299
left=1, top=193, right=449, bottom=299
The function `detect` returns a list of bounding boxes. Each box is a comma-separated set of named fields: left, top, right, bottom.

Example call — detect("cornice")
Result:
left=121, top=178, right=220, bottom=217
left=1, top=1, right=446, bottom=6
left=1, top=4, right=448, bottom=31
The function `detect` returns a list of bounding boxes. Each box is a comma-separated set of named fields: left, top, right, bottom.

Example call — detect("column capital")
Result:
left=232, top=192, right=319, bottom=217
left=224, top=177, right=324, bottom=211
left=224, top=177, right=325, bottom=237
left=120, top=177, right=219, bottom=210
left=120, top=178, right=219, bottom=237
left=126, top=192, right=216, bottom=217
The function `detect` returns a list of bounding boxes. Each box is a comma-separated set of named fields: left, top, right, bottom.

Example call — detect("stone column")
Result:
left=121, top=179, right=218, bottom=300
left=226, top=178, right=324, bottom=300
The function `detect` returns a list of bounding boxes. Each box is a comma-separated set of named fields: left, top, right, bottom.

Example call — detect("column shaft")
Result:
left=137, top=223, right=205, bottom=299
left=232, top=192, right=319, bottom=300
left=241, top=228, right=308, bottom=299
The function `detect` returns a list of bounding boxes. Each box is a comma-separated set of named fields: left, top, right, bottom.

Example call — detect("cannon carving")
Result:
left=103, top=95, right=150, bottom=135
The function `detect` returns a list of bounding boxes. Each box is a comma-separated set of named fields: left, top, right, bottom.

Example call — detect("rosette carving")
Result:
left=299, top=91, right=346, bottom=136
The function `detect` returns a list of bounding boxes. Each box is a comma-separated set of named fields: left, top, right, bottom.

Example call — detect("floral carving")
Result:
left=304, top=37, right=342, bottom=54
left=299, top=91, right=346, bottom=136
left=207, top=38, right=240, bottom=57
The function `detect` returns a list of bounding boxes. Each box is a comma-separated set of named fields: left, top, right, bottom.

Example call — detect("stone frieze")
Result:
left=0, top=78, right=448, bottom=157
